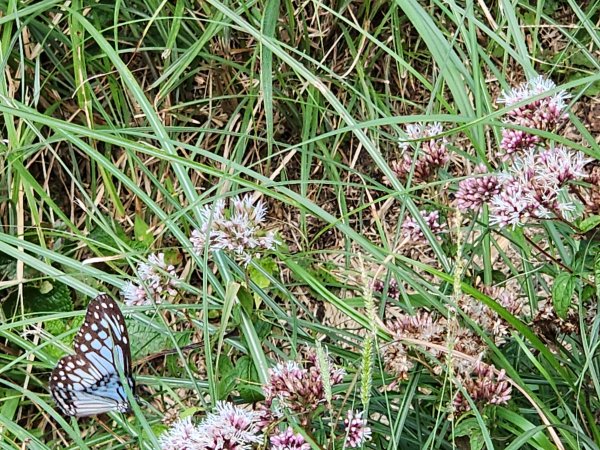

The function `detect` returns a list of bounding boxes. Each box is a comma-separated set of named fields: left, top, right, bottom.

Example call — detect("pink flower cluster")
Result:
left=497, top=76, right=570, bottom=158
left=456, top=165, right=501, bottom=212
left=372, top=277, right=400, bottom=300
left=121, top=252, right=179, bottom=306
left=458, top=287, right=529, bottom=346
left=400, top=210, right=445, bottom=243
left=391, top=123, right=449, bottom=182
left=159, top=402, right=262, bottom=450
left=343, top=410, right=372, bottom=448
left=260, top=356, right=345, bottom=426
left=384, top=311, right=449, bottom=380
left=190, top=195, right=278, bottom=266
left=489, top=146, right=590, bottom=228
left=453, top=361, right=512, bottom=413
left=383, top=287, right=525, bottom=413
left=270, top=427, right=310, bottom=450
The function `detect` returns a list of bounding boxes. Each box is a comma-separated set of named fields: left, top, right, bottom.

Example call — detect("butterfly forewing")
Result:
left=49, top=294, right=134, bottom=417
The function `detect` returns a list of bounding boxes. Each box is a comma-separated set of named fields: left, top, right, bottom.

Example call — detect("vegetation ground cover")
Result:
left=1, top=0, right=600, bottom=449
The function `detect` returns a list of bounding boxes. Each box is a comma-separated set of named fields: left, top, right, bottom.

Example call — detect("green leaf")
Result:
left=216, top=356, right=236, bottom=400
left=249, top=257, right=277, bottom=290
left=126, top=321, right=191, bottom=359
left=567, top=72, right=600, bottom=96
left=27, top=282, right=73, bottom=313
left=579, top=215, right=600, bottom=233
left=237, top=285, right=254, bottom=316
left=237, top=356, right=263, bottom=403
left=88, top=221, right=131, bottom=256
left=0, top=389, right=20, bottom=421
left=552, top=272, right=576, bottom=319
left=454, top=417, right=485, bottom=450
left=134, top=214, right=153, bottom=247
left=595, top=253, right=600, bottom=301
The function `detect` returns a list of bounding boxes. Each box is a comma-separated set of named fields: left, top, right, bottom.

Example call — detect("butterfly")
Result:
left=49, top=293, right=135, bottom=417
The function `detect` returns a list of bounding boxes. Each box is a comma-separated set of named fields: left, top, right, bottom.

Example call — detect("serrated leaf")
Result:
left=127, top=320, right=191, bottom=359
left=27, top=282, right=73, bottom=313
left=552, top=272, right=576, bottom=319
left=134, top=214, right=153, bottom=247
left=249, top=257, right=277, bottom=290
left=249, top=257, right=277, bottom=308
left=45, top=319, right=68, bottom=336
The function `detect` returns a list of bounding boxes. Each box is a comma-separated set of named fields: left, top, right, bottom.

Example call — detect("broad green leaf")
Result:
left=216, top=355, right=236, bottom=400
left=454, top=417, right=484, bottom=450
left=237, top=355, right=263, bottom=403
left=552, top=272, right=576, bottom=319
left=579, top=215, right=600, bottom=233
left=134, top=215, right=153, bottom=247
left=127, top=321, right=191, bottom=359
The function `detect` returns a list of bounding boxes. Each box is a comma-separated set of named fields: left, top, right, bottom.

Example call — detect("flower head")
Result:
left=497, top=76, right=569, bottom=110
left=453, top=362, right=512, bottom=413
left=372, top=278, right=400, bottom=300
left=489, top=147, right=589, bottom=228
left=159, top=417, right=204, bottom=450
left=497, top=76, right=570, bottom=158
left=400, top=210, right=445, bottom=242
left=391, top=123, right=449, bottom=182
left=456, top=165, right=501, bottom=212
left=384, top=311, right=446, bottom=379
left=262, top=356, right=345, bottom=426
left=343, top=410, right=372, bottom=448
left=270, top=427, right=310, bottom=450
left=160, top=404, right=263, bottom=450
left=198, top=402, right=263, bottom=450
left=190, top=195, right=278, bottom=266
left=121, top=252, right=179, bottom=306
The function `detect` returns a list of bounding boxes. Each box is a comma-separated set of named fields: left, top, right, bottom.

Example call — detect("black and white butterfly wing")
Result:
left=49, top=294, right=134, bottom=417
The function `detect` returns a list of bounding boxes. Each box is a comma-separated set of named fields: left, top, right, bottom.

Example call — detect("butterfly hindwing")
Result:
left=49, top=294, right=134, bottom=417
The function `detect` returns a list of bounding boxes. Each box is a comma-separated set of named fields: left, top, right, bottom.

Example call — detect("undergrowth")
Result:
left=0, top=0, right=600, bottom=449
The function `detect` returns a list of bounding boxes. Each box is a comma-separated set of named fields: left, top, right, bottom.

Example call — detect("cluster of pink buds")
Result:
left=453, top=361, right=512, bottom=413
left=391, top=123, right=449, bottom=182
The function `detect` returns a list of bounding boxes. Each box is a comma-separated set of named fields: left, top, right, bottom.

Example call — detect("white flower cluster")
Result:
left=497, top=75, right=570, bottom=110
left=121, top=252, right=179, bottom=306
left=190, top=194, right=278, bottom=266
left=399, top=122, right=444, bottom=151
left=489, top=146, right=591, bottom=228
left=159, top=402, right=262, bottom=450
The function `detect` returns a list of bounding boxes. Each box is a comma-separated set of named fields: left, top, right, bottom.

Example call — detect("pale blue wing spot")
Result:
left=100, top=346, right=113, bottom=361
left=74, top=368, right=99, bottom=384
left=86, top=351, right=114, bottom=375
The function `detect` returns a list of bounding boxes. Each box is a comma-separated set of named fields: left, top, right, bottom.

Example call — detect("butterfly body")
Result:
left=50, top=294, right=134, bottom=417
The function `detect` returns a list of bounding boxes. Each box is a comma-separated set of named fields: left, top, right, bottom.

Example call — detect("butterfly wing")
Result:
left=49, top=294, right=134, bottom=417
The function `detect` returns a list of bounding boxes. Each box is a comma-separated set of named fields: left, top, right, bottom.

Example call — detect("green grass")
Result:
left=0, top=0, right=600, bottom=449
